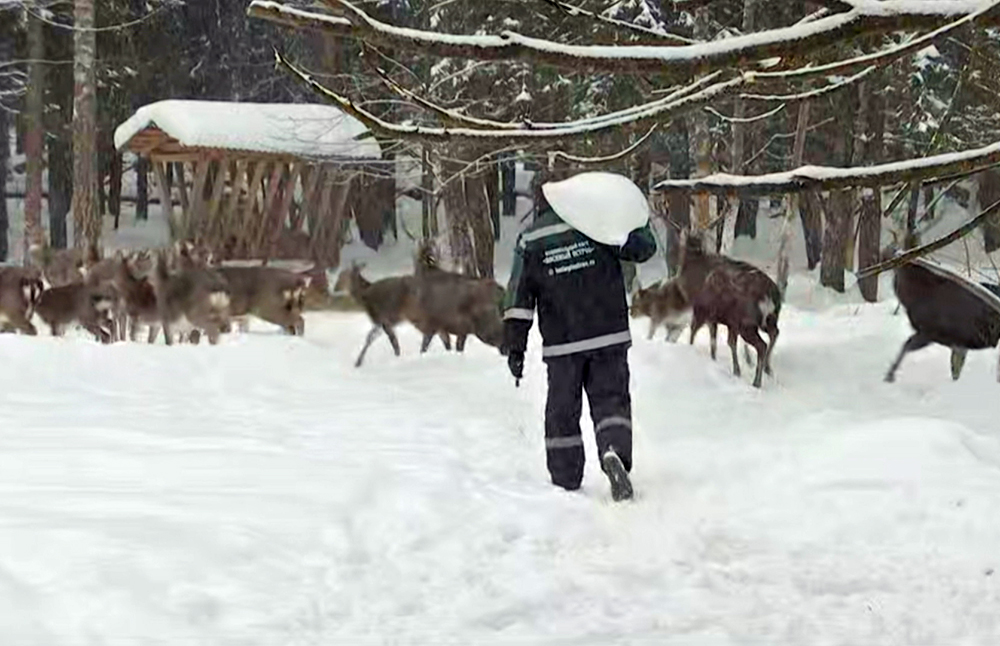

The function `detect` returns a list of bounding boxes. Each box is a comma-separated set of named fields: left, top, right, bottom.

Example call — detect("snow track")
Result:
left=1, top=302, right=1000, bottom=644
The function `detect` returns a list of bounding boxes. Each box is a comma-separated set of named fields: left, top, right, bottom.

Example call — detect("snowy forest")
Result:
left=2, top=0, right=1000, bottom=642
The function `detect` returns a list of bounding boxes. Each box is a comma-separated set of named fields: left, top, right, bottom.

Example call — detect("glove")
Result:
left=507, top=350, right=524, bottom=385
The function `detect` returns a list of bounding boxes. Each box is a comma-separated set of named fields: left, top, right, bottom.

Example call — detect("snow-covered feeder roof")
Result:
left=114, top=100, right=381, bottom=161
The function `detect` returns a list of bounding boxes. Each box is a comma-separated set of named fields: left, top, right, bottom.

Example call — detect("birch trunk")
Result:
left=776, top=100, right=810, bottom=295
left=72, top=0, right=100, bottom=250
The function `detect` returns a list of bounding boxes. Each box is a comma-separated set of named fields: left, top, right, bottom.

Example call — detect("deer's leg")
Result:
left=709, top=322, right=718, bottom=360
left=728, top=326, right=741, bottom=377
left=950, top=347, right=968, bottom=381
left=438, top=333, right=452, bottom=351
left=884, top=332, right=932, bottom=383
left=382, top=324, right=401, bottom=356
left=162, top=321, right=174, bottom=346
left=740, top=327, right=769, bottom=388
left=355, top=324, right=383, bottom=367
left=647, top=320, right=656, bottom=341
left=456, top=334, right=467, bottom=353
left=763, top=325, right=779, bottom=376
left=689, top=313, right=704, bottom=346
left=420, top=333, right=434, bottom=353
left=146, top=323, right=159, bottom=344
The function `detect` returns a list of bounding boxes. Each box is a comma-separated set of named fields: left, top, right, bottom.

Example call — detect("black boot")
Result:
left=601, top=449, right=633, bottom=502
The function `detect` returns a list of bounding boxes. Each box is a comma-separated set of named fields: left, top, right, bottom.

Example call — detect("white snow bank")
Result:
left=542, top=172, right=650, bottom=246
left=113, top=100, right=381, bottom=160
left=3, top=297, right=1000, bottom=642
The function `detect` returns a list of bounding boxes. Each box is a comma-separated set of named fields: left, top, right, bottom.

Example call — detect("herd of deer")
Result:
left=630, top=230, right=1000, bottom=387
left=1, top=229, right=997, bottom=389
left=0, top=241, right=322, bottom=346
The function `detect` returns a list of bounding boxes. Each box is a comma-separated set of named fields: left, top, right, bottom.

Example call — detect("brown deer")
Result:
left=113, top=254, right=162, bottom=343
left=150, top=250, right=232, bottom=346
left=630, top=281, right=689, bottom=342
left=34, top=281, right=118, bottom=343
left=0, top=267, right=43, bottom=335
left=215, top=266, right=308, bottom=336
left=884, top=232, right=1000, bottom=383
left=28, top=243, right=86, bottom=287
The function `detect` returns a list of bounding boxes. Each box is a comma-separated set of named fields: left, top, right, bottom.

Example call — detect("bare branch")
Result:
left=549, top=124, right=659, bottom=164
left=539, top=0, right=697, bottom=45
left=705, top=103, right=786, bottom=124
left=654, top=139, right=1000, bottom=195
left=248, top=0, right=1000, bottom=81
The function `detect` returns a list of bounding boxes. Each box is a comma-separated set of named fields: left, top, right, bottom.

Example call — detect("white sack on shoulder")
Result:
left=541, top=171, right=650, bottom=246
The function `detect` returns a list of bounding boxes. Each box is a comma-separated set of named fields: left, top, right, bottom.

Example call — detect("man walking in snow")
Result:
left=502, top=174, right=656, bottom=501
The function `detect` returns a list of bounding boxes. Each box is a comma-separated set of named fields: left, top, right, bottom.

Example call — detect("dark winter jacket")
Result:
left=502, top=207, right=657, bottom=359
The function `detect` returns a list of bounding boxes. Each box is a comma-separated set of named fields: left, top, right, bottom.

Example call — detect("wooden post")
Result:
left=309, top=167, right=336, bottom=260
left=301, top=164, right=324, bottom=234
left=237, top=160, right=269, bottom=256
left=252, top=162, right=285, bottom=256
left=293, top=164, right=319, bottom=232
left=216, top=159, right=246, bottom=255
left=174, top=161, right=190, bottom=217
left=263, top=162, right=302, bottom=255
left=185, top=157, right=210, bottom=242
left=153, top=160, right=176, bottom=239
left=203, top=158, right=228, bottom=245
left=326, top=173, right=355, bottom=268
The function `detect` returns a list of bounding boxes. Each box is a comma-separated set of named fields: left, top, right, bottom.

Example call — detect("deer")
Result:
left=630, top=281, right=690, bottom=342
left=0, top=267, right=44, bottom=335
left=883, top=232, right=1000, bottom=383
left=28, top=243, right=86, bottom=288
left=112, top=254, right=162, bottom=343
left=34, top=280, right=118, bottom=343
left=214, top=265, right=309, bottom=336
left=635, top=231, right=782, bottom=387
left=149, top=250, right=232, bottom=346
left=410, top=240, right=506, bottom=354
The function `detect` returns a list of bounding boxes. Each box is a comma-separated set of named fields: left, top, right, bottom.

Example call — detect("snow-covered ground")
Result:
left=2, top=289, right=1000, bottom=643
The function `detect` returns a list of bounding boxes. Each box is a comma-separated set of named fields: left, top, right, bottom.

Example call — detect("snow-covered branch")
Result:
left=756, top=0, right=1000, bottom=82
left=705, top=103, right=786, bottom=124
left=275, top=48, right=746, bottom=142
left=549, top=124, right=659, bottom=164
left=856, top=197, right=1000, bottom=288
left=742, top=66, right=875, bottom=102
left=539, top=0, right=697, bottom=45
left=248, top=0, right=1000, bottom=81
left=653, top=139, right=1000, bottom=195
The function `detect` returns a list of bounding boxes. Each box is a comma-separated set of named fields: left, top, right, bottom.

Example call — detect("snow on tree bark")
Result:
left=73, top=0, right=100, bottom=250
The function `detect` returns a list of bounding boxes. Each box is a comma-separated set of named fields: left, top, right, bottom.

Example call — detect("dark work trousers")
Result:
left=543, top=344, right=633, bottom=490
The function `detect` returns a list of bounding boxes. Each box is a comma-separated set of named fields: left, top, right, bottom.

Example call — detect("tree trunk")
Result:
left=857, top=77, right=886, bottom=298
left=857, top=189, right=880, bottom=301
left=24, top=10, right=46, bottom=262
left=465, top=168, right=495, bottom=279
left=820, top=90, right=855, bottom=293
left=110, top=151, right=123, bottom=229
left=730, top=0, right=759, bottom=243
left=73, top=0, right=100, bottom=250
left=500, top=152, right=516, bottom=217
left=0, top=106, right=8, bottom=262
left=800, top=191, right=823, bottom=270
left=666, top=118, right=691, bottom=275
left=777, top=100, right=810, bottom=294
left=689, top=6, right=713, bottom=231
left=441, top=156, right=475, bottom=275
left=421, top=146, right=436, bottom=238
left=136, top=156, right=149, bottom=220
left=846, top=79, right=871, bottom=269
